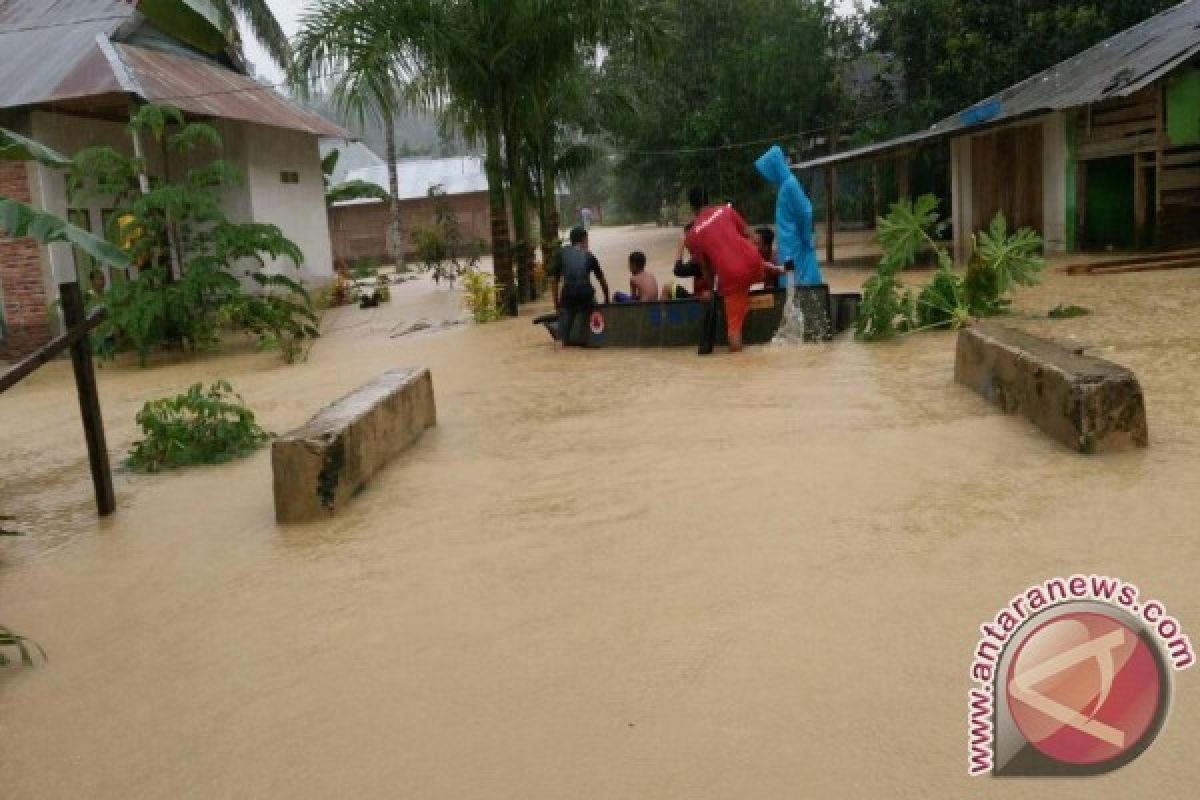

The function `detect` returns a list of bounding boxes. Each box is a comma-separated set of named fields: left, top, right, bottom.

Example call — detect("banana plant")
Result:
left=0, top=127, right=130, bottom=270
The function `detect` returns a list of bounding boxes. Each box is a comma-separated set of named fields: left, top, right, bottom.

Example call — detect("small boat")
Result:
left=533, top=285, right=861, bottom=348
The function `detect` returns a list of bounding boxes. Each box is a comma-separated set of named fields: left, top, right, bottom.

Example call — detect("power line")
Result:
left=619, top=104, right=900, bottom=157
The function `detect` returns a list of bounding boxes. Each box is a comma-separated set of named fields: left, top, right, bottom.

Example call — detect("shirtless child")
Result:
left=629, top=251, right=658, bottom=302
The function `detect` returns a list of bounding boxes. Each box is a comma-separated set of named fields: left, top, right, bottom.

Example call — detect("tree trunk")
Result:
left=538, top=142, right=560, bottom=271
left=384, top=115, right=404, bottom=270
left=503, top=124, right=534, bottom=304
left=483, top=120, right=517, bottom=316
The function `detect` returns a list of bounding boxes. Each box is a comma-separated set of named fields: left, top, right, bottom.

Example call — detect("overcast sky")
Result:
left=245, top=0, right=868, bottom=84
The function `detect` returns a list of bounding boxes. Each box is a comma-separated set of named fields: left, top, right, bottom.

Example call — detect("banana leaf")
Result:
left=137, top=0, right=231, bottom=57
left=0, top=126, right=72, bottom=168
left=326, top=179, right=390, bottom=206
left=0, top=197, right=130, bottom=269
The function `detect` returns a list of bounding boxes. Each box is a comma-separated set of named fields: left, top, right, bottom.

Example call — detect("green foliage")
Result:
left=915, top=266, right=969, bottom=330
left=70, top=105, right=316, bottom=365
left=0, top=125, right=72, bottom=168
left=0, top=196, right=130, bottom=269
left=972, top=212, right=1046, bottom=306
left=1, top=125, right=130, bottom=268
left=321, top=148, right=391, bottom=206
left=126, top=380, right=271, bottom=473
left=871, top=0, right=1177, bottom=136
left=410, top=187, right=481, bottom=283
left=461, top=269, right=504, bottom=324
left=856, top=271, right=914, bottom=341
left=224, top=273, right=320, bottom=364
left=1049, top=303, right=1091, bottom=319
left=0, top=625, right=45, bottom=668
left=860, top=197, right=1050, bottom=341
left=601, top=0, right=847, bottom=221
left=876, top=194, right=950, bottom=272
left=350, top=258, right=381, bottom=280
left=857, top=194, right=950, bottom=341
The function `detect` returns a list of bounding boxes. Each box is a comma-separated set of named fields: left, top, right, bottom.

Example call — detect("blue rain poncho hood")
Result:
left=754, top=144, right=792, bottom=188
left=755, top=145, right=823, bottom=287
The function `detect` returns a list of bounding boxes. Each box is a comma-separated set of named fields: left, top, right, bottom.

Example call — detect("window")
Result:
left=280, top=171, right=300, bottom=184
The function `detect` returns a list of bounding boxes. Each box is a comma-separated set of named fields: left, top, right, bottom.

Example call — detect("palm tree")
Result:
left=214, top=0, right=292, bottom=70
left=290, top=0, right=666, bottom=312
left=291, top=0, right=427, bottom=270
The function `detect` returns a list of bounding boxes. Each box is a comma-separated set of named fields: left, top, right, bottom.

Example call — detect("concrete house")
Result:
left=0, top=0, right=347, bottom=359
left=797, top=0, right=1200, bottom=264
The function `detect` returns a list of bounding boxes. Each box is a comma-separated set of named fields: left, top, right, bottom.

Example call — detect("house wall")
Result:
left=239, top=124, right=334, bottom=283
left=1, top=111, right=335, bottom=358
left=328, top=192, right=492, bottom=268
left=1069, top=81, right=1200, bottom=251
left=950, top=118, right=1051, bottom=262
left=0, top=160, right=53, bottom=359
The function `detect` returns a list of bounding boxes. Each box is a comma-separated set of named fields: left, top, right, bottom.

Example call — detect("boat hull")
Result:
left=535, top=286, right=860, bottom=348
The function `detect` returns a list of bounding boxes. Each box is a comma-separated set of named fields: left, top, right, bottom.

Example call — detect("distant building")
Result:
left=320, top=139, right=386, bottom=184
left=326, top=156, right=492, bottom=267
left=796, top=0, right=1200, bottom=263
left=0, top=0, right=347, bottom=359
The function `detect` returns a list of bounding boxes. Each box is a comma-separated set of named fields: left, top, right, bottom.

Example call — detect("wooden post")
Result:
left=824, top=165, right=835, bottom=267
left=897, top=152, right=911, bottom=200
left=1134, top=154, right=1147, bottom=248
left=59, top=282, right=116, bottom=516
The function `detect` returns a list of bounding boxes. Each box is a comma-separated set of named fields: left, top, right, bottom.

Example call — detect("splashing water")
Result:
left=771, top=285, right=807, bottom=346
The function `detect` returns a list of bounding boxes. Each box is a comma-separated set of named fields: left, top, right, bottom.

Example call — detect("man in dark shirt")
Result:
left=550, top=226, right=610, bottom=347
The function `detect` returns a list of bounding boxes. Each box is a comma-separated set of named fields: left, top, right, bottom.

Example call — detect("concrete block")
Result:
left=955, top=323, right=1148, bottom=453
left=272, top=368, right=436, bottom=523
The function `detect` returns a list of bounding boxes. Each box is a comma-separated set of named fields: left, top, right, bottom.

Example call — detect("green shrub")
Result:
left=71, top=105, right=316, bottom=365
left=126, top=380, right=271, bottom=472
left=0, top=625, right=45, bottom=667
left=462, top=269, right=504, bottom=323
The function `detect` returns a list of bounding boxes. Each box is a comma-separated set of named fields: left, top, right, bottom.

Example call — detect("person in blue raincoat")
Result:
left=755, top=144, right=823, bottom=287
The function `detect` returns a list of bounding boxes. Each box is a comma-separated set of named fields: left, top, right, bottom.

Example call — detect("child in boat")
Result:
left=614, top=251, right=659, bottom=303
left=684, top=186, right=784, bottom=352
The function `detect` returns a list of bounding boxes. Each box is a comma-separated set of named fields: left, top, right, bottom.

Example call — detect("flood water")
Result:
left=2, top=225, right=1199, bottom=798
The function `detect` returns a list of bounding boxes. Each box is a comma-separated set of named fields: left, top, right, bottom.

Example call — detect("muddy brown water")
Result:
left=2, top=225, right=1199, bottom=798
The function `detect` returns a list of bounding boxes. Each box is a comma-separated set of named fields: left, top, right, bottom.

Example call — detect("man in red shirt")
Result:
left=683, top=186, right=782, bottom=352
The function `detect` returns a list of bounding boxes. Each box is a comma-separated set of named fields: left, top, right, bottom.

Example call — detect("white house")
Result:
left=0, top=0, right=348, bottom=359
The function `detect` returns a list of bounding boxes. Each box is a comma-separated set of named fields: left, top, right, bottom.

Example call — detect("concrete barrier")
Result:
left=955, top=323, right=1148, bottom=454
left=272, top=368, right=436, bottom=523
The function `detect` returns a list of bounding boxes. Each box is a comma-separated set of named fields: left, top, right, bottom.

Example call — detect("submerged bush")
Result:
left=126, top=380, right=270, bottom=472
left=461, top=269, right=504, bottom=323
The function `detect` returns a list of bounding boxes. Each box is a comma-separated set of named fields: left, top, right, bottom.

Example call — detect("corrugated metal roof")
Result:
left=0, top=0, right=135, bottom=109
left=114, top=44, right=349, bottom=137
left=338, top=157, right=490, bottom=205
left=796, top=0, right=1200, bottom=171
left=319, top=138, right=385, bottom=184
left=0, top=0, right=349, bottom=138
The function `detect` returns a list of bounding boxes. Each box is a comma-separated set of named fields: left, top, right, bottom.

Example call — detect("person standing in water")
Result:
left=755, top=144, right=823, bottom=287
left=684, top=187, right=783, bottom=353
left=550, top=226, right=610, bottom=347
